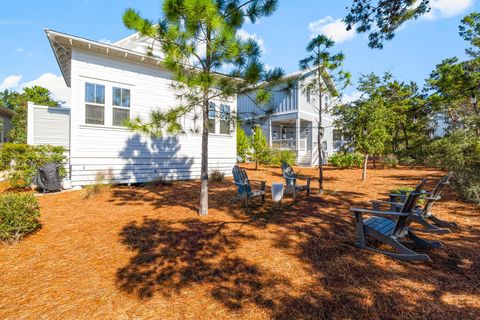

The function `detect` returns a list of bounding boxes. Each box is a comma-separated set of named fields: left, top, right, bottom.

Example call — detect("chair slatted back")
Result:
left=422, top=173, right=451, bottom=215
left=281, top=163, right=296, bottom=186
left=393, top=179, right=427, bottom=236
left=232, top=165, right=252, bottom=195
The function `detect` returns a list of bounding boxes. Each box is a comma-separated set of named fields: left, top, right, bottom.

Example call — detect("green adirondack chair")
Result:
left=232, top=165, right=266, bottom=207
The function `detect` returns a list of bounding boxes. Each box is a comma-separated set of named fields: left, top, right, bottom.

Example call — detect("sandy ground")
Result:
left=0, top=165, right=479, bottom=320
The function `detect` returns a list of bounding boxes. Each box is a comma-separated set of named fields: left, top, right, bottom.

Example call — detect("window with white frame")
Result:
left=219, top=104, right=231, bottom=134
left=306, top=87, right=311, bottom=103
left=208, top=102, right=216, bottom=133
left=112, top=87, right=130, bottom=126
left=85, top=82, right=105, bottom=125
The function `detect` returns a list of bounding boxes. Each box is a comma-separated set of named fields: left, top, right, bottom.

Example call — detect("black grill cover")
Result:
left=34, top=163, right=62, bottom=192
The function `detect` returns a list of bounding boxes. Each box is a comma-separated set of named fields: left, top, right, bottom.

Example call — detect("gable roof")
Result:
left=45, top=29, right=169, bottom=88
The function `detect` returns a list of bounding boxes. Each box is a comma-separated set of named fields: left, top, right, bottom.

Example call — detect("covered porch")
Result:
left=269, top=117, right=313, bottom=166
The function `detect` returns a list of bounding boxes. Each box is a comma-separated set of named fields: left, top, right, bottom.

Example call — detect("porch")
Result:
left=270, top=118, right=313, bottom=166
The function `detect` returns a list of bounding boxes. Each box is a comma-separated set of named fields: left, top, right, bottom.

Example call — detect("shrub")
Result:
left=390, top=186, right=426, bottom=205
left=425, top=132, right=480, bottom=205
left=209, top=169, right=225, bottom=183
left=0, top=193, right=40, bottom=242
left=269, top=150, right=296, bottom=166
left=236, top=126, right=251, bottom=163
left=399, top=156, right=418, bottom=166
left=384, top=154, right=398, bottom=168
left=329, top=152, right=363, bottom=169
left=0, top=143, right=66, bottom=188
left=83, top=173, right=109, bottom=199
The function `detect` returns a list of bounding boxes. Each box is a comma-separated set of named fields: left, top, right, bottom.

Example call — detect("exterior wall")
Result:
left=27, top=103, right=70, bottom=148
left=69, top=48, right=237, bottom=186
left=237, top=84, right=298, bottom=117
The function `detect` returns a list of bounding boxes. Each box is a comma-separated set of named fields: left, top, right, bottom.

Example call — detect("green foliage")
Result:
left=398, top=156, right=418, bottom=166
left=345, top=0, right=430, bottom=49
left=0, top=143, right=66, bottom=188
left=209, top=169, right=225, bottom=183
left=383, top=154, right=398, bottom=168
left=269, top=150, right=296, bottom=166
left=3, top=86, right=62, bottom=144
left=236, top=126, right=251, bottom=162
left=83, top=173, right=109, bottom=199
left=390, top=186, right=426, bottom=205
left=426, top=132, right=480, bottom=205
left=250, top=126, right=270, bottom=167
left=0, top=193, right=40, bottom=242
left=328, top=152, right=363, bottom=169
left=459, top=12, right=480, bottom=58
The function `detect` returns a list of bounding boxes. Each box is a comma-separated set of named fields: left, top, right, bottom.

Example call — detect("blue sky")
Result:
left=0, top=0, right=478, bottom=105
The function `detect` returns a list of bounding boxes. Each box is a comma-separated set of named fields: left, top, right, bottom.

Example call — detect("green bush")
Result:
left=398, top=156, right=418, bottom=166
left=269, top=150, right=296, bottom=166
left=425, top=132, right=480, bottom=205
left=384, top=154, right=398, bottom=168
left=329, top=152, right=364, bottom=169
left=0, top=143, right=67, bottom=188
left=390, top=186, right=426, bottom=205
left=0, top=193, right=40, bottom=242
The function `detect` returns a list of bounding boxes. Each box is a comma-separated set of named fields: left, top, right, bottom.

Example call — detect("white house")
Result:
left=238, top=69, right=341, bottom=166
left=29, top=29, right=237, bottom=186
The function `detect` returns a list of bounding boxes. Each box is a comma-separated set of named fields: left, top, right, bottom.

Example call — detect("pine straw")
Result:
left=0, top=165, right=479, bottom=320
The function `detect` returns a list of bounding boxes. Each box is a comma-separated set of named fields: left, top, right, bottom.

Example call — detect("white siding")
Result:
left=27, top=103, right=70, bottom=148
left=69, top=49, right=236, bottom=186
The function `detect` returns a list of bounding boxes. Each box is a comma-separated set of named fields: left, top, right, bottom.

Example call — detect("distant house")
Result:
left=0, top=106, right=14, bottom=144
left=28, top=29, right=237, bottom=186
left=237, top=69, right=342, bottom=166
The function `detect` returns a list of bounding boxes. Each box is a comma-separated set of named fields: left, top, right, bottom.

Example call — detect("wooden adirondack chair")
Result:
left=281, top=162, right=311, bottom=199
left=351, top=179, right=442, bottom=262
left=232, top=165, right=266, bottom=207
left=388, top=173, right=456, bottom=229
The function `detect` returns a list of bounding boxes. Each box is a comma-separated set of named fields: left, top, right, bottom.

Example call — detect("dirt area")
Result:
left=0, top=165, right=479, bottom=320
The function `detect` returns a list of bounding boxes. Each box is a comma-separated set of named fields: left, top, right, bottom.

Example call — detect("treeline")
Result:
left=334, top=12, right=480, bottom=204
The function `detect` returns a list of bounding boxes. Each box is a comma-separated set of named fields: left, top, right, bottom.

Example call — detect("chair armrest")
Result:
left=370, top=200, right=404, bottom=206
left=233, top=182, right=248, bottom=187
left=350, top=207, right=410, bottom=217
left=248, top=179, right=266, bottom=191
left=426, top=196, right=441, bottom=201
left=389, top=193, right=406, bottom=198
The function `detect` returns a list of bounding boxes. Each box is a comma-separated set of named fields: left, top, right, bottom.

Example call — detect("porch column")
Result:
left=296, top=117, right=300, bottom=153
left=269, top=117, right=272, bottom=147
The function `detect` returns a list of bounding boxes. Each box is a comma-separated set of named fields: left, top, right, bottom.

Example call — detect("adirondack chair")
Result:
left=351, top=179, right=442, bottom=262
left=388, top=173, right=456, bottom=229
left=281, top=162, right=311, bottom=199
left=232, top=165, right=266, bottom=207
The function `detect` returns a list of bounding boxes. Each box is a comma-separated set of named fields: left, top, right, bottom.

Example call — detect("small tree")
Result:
left=250, top=126, right=269, bottom=170
left=335, top=74, right=392, bottom=181
left=236, top=126, right=251, bottom=162
left=299, top=34, right=350, bottom=192
left=123, top=0, right=283, bottom=215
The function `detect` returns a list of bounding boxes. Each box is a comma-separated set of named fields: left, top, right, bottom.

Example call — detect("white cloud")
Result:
left=341, top=91, right=362, bottom=104
left=423, top=0, right=474, bottom=19
left=15, top=48, right=24, bottom=53
left=237, top=29, right=267, bottom=53
left=308, top=16, right=356, bottom=43
left=0, top=73, right=70, bottom=106
left=0, top=75, right=22, bottom=91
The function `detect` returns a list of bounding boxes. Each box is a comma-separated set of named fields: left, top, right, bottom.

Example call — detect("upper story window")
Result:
left=219, top=104, right=231, bottom=134
left=306, top=87, right=311, bottom=103
left=85, top=83, right=105, bottom=125
left=112, top=87, right=130, bottom=127
left=208, top=102, right=216, bottom=133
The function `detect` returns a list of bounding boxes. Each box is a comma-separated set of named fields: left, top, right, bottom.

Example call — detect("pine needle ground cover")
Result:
left=0, top=165, right=479, bottom=319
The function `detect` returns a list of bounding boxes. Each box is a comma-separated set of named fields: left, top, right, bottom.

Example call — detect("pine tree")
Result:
left=250, top=126, right=269, bottom=170
left=123, top=0, right=283, bottom=215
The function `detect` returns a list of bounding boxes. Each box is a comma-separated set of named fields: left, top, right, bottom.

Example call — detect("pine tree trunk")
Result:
left=362, top=154, right=368, bottom=181
left=317, top=71, right=324, bottom=193
left=198, top=95, right=209, bottom=216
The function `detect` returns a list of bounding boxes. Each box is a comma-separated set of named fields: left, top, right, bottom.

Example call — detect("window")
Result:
left=85, top=82, right=105, bottom=125
left=333, top=129, right=342, bottom=142
left=208, top=103, right=216, bottom=133
left=219, top=104, right=230, bottom=134
left=112, top=87, right=130, bottom=126
left=306, top=87, right=311, bottom=103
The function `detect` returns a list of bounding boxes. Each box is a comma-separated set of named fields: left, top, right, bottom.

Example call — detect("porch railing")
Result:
left=271, top=138, right=307, bottom=151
